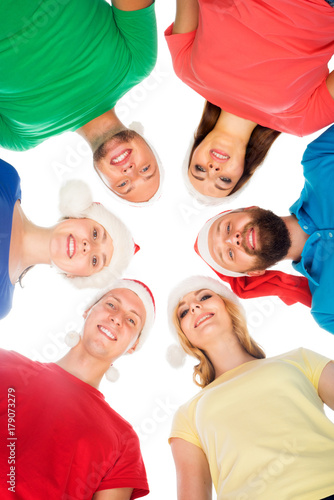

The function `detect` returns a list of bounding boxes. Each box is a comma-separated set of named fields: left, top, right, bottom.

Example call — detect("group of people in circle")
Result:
left=1, top=0, right=334, bottom=498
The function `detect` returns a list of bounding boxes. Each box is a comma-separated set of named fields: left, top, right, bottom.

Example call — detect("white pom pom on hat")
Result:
left=58, top=180, right=135, bottom=289
left=167, top=276, right=242, bottom=367
left=86, top=278, right=156, bottom=350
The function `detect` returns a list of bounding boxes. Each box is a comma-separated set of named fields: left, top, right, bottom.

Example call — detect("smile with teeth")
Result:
left=247, top=228, right=255, bottom=251
left=67, top=234, right=76, bottom=259
left=110, top=149, right=132, bottom=165
left=195, top=313, right=214, bottom=328
left=98, top=325, right=117, bottom=341
left=211, top=150, right=230, bottom=160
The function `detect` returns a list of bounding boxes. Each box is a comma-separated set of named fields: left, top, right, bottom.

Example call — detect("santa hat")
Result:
left=196, top=210, right=247, bottom=277
left=195, top=213, right=312, bottom=308
left=167, top=276, right=242, bottom=367
left=58, top=180, right=137, bottom=288
left=98, top=121, right=164, bottom=207
left=88, top=278, right=155, bottom=350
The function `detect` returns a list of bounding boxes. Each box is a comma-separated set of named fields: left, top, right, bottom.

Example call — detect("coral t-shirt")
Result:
left=165, top=0, right=334, bottom=136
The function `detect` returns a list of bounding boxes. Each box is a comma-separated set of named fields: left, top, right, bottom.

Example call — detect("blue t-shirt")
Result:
left=290, top=125, right=334, bottom=334
left=0, top=160, right=21, bottom=319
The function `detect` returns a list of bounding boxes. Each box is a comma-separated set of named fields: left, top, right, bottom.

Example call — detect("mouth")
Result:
left=246, top=228, right=256, bottom=251
left=210, top=149, right=230, bottom=162
left=195, top=313, right=214, bottom=328
left=110, top=149, right=132, bottom=166
left=98, top=325, right=117, bottom=341
left=67, top=234, right=76, bottom=258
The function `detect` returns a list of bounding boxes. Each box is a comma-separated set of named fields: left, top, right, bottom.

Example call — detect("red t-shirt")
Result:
left=165, top=0, right=334, bottom=136
left=0, top=350, right=149, bottom=500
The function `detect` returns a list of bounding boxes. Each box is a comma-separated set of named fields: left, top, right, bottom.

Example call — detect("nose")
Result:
left=226, top=231, right=242, bottom=247
left=208, top=162, right=221, bottom=173
left=190, top=302, right=201, bottom=313
left=82, top=239, right=91, bottom=253
left=122, top=163, right=134, bottom=174
left=109, top=312, right=122, bottom=327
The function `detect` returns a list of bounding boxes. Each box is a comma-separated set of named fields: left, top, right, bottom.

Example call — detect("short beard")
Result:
left=93, top=129, right=137, bottom=164
left=242, top=208, right=291, bottom=271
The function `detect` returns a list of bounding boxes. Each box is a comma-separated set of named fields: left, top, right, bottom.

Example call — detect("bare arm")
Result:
left=112, top=0, right=153, bottom=11
left=171, top=438, right=212, bottom=500
left=326, top=71, right=334, bottom=100
left=318, top=361, right=334, bottom=411
left=92, top=488, right=133, bottom=500
left=172, top=0, right=199, bottom=34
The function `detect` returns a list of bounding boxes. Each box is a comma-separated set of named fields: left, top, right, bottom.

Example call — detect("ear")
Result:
left=126, top=337, right=140, bottom=355
left=83, top=305, right=93, bottom=320
left=246, top=269, right=266, bottom=277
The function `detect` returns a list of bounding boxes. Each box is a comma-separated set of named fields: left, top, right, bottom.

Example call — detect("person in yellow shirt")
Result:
left=167, top=276, right=334, bottom=500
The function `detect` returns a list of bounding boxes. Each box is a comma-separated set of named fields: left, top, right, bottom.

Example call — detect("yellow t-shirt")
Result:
left=170, top=349, right=334, bottom=500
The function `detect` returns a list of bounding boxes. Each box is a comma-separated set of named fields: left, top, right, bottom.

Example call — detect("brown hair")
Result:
left=189, top=101, right=281, bottom=195
left=173, top=296, right=265, bottom=388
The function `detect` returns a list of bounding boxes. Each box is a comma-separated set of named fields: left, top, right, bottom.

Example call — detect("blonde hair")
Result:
left=173, top=295, right=265, bottom=388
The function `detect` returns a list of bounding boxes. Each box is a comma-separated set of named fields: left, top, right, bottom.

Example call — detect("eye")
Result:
left=195, top=165, right=206, bottom=172
left=200, top=294, right=212, bottom=301
left=220, top=177, right=231, bottom=183
left=93, top=229, right=97, bottom=240
left=179, top=309, right=189, bottom=319
left=228, top=250, right=233, bottom=260
left=117, top=181, right=127, bottom=188
left=92, top=256, right=98, bottom=267
left=107, top=302, right=115, bottom=309
left=141, top=165, right=150, bottom=173
left=128, top=318, right=135, bottom=325
left=227, top=224, right=230, bottom=234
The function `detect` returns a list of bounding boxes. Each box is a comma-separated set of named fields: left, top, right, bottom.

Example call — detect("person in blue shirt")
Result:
left=195, top=125, right=334, bottom=335
left=0, top=159, right=136, bottom=320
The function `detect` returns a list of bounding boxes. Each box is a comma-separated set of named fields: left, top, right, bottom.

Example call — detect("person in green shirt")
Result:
left=0, top=0, right=159, bottom=204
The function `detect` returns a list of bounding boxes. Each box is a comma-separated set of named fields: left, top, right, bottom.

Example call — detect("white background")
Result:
left=1, top=1, right=334, bottom=498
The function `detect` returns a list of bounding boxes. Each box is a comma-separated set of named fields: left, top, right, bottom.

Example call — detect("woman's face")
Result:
left=177, top=289, right=233, bottom=350
left=50, top=218, right=113, bottom=277
left=188, top=130, right=245, bottom=198
left=82, top=288, right=146, bottom=361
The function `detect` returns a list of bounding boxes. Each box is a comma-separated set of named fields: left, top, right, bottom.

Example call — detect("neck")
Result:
left=215, top=109, right=257, bottom=145
left=77, top=108, right=126, bottom=151
left=9, top=203, right=54, bottom=283
left=56, top=345, right=111, bottom=389
left=205, top=332, right=257, bottom=379
left=282, top=215, right=309, bottom=262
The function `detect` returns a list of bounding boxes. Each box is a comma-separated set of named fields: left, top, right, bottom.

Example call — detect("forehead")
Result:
left=60, top=218, right=104, bottom=230
left=99, top=288, right=146, bottom=318
left=178, top=289, right=218, bottom=306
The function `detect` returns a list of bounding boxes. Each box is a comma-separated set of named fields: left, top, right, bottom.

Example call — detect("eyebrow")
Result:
left=214, top=184, right=231, bottom=191
left=178, top=289, right=206, bottom=308
left=190, top=170, right=204, bottom=181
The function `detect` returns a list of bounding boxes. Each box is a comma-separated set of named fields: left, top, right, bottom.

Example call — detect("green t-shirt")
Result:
left=0, top=0, right=157, bottom=151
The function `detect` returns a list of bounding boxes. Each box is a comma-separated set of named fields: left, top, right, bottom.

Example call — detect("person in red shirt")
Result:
left=165, top=0, right=334, bottom=203
left=0, top=279, right=155, bottom=500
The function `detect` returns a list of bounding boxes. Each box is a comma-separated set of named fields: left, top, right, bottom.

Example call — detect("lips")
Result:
left=110, top=149, right=132, bottom=166
left=194, top=313, right=214, bottom=328
left=210, top=149, right=230, bottom=162
left=67, top=234, right=76, bottom=258
left=98, top=325, right=117, bottom=341
left=246, top=228, right=256, bottom=251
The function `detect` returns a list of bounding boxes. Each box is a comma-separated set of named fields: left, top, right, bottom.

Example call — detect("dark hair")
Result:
left=17, top=266, right=34, bottom=287
left=189, top=101, right=281, bottom=195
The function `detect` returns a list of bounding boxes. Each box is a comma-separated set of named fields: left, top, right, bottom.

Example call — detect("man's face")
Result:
left=82, top=288, right=146, bottom=362
left=94, top=130, right=160, bottom=203
left=208, top=208, right=291, bottom=274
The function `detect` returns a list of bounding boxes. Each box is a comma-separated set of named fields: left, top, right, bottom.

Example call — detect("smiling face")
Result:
left=207, top=208, right=291, bottom=274
left=177, top=289, right=233, bottom=350
left=188, top=130, right=245, bottom=197
left=50, top=218, right=113, bottom=277
left=93, top=130, right=160, bottom=203
left=82, top=288, right=146, bottom=362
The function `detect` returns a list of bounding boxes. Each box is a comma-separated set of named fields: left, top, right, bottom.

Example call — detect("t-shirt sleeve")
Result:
left=288, top=348, right=331, bottom=392
left=112, top=3, right=157, bottom=82
left=164, top=23, right=196, bottom=82
left=169, top=402, right=202, bottom=450
left=96, top=427, right=149, bottom=499
left=302, top=124, right=334, bottom=168
left=300, top=80, right=334, bottom=136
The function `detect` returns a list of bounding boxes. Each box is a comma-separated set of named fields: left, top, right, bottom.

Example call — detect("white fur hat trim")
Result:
left=197, top=212, right=247, bottom=278
left=58, top=180, right=134, bottom=289
left=87, top=279, right=155, bottom=350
